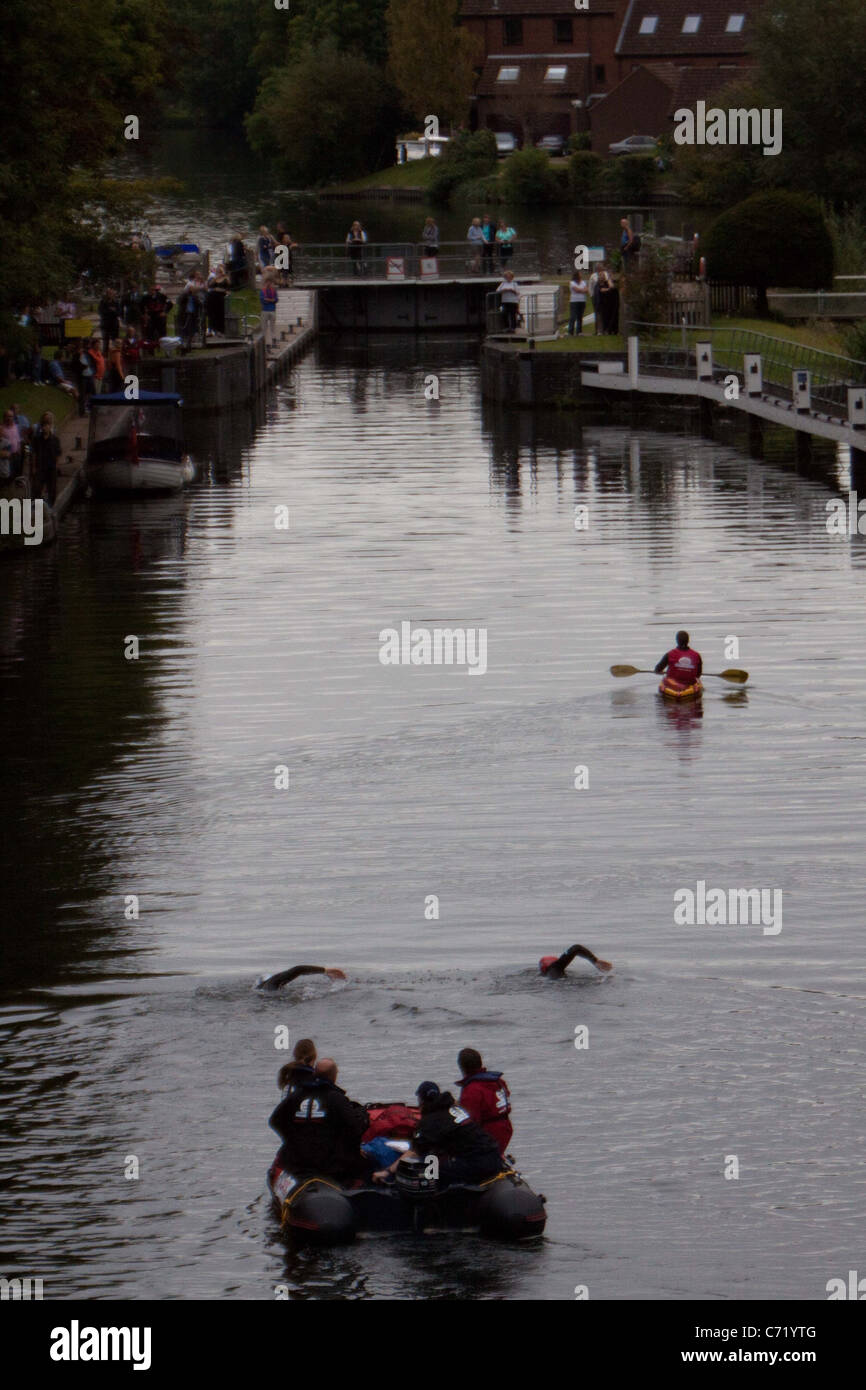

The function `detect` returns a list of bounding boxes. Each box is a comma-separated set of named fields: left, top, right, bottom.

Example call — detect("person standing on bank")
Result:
left=31, top=411, right=61, bottom=506
left=496, top=269, right=520, bottom=333
left=619, top=217, right=637, bottom=272
left=206, top=263, right=230, bottom=336
left=568, top=270, right=588, bottom=335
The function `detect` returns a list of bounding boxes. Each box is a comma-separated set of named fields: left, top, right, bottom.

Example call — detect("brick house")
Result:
left=590, top=1, right=760, bottom=150
left=460, top=0, right=760, bottom=150
left=460, top=0, right=629, bottom=146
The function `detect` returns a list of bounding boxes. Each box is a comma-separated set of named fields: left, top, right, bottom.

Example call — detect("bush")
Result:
left=843, top=320, right=866, bottom=362
left=500, top=148, right=561, bottom=204
left=455, top=174, right=503, bottom=204
left=568, top=151, right=604, bottom=203
left=620, top=242, right=675, bottom=332
left=427, top=129, right=498, bottom=204
left=609, top=154, right=657, bottom=203
left=568, top=132, right=592, bottom=154
left=703, top=191, right=834, bottom=315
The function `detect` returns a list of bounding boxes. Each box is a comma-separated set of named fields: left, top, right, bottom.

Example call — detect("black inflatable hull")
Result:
left=269, top=1166, right=546, bottom=1245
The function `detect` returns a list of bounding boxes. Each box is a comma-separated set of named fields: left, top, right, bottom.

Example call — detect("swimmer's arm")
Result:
left=556, top=945, right=613, bottom=975
left=258, top=965, right=345, bottom=992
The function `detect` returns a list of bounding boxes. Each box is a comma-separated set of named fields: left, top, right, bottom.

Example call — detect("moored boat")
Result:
left=85, top=392, right=194, bottom=494
left=659, top=674, right=703, bottom=700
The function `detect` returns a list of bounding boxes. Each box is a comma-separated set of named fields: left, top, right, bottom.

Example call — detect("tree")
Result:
left=385, top=0, right=480, bottom=129
left=427, top=131, right=498, bottom=204
left=500, top=149, right=561, bottom=205
left=752, top=0, right=866, bottom=208
left=703, top=192, right=834, bottom=315
left=245, top=46, right=401, bottom=187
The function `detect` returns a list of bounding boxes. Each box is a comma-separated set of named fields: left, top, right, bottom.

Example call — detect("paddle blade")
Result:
left=716, top=668, right=749, bottom=683
left=610, top=664, right=642, bottom=677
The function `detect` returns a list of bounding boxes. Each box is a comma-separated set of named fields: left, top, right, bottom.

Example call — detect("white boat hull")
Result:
left=86, top=457, right=194, bottom=494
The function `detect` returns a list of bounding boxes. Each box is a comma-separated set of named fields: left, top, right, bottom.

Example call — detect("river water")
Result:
left=0, top=138, right=864, bottom=1303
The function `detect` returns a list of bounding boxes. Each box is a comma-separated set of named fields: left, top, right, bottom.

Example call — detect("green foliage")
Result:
left=608, top=155, right=657, bottom=204
left=703, top=191, right=834, bottom=315
left=669, top=75, right=774, bottom=207
left=568, top=152, right=604, bottom=203
left=843, top=321, right=866, bottom=363
left=385, top=0, right=479, bottom=128
left=454, top=175, right=503, bottom=204
left=500, top=149, right=561, bottom=205
left=427, top=131, right=498, bottom=204
left=568, top=133, right=592, bottom=154
left=245, top=46, right=401, bottom=187
left=823, top=205, right=866, bottom=277
left=620, top=243, right=676, bottom=332
left=752, top=0, right=866, bottom=208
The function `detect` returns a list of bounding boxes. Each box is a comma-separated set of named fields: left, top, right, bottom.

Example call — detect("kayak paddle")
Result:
left=610, top=664, right=748, bottom=684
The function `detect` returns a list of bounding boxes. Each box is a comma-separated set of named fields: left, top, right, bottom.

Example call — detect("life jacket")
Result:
left=457, top=1071, right=513, bottom=1154
left=362, top=1103, right=420, bottom=1144
left=664, top=646, right=701, bottom=686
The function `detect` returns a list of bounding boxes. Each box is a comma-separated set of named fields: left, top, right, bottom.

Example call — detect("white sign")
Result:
left=420, top=257, right=439, bottom=278
left=387, top=257, right=406, bottom=280
left=588, top=246, right=605, bottom=262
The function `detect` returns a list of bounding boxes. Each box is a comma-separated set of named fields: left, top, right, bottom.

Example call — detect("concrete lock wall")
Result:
left=136, top=339, right=267, bottom=412
left=317, top=283, right=490, bottom=331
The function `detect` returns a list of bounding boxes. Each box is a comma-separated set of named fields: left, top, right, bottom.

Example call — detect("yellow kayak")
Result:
left=659, top=675, right=703, bottom=700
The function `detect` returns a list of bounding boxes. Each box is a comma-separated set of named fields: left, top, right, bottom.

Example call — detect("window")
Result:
left=639, top=16, right=658, bottom=34
left=496, top=66, right=519, bottom=82
left=555, top=18, right=573, bottom=43
left=503, top=18, right=522, bottom=45
left=594, top=64, right=606, bottom=84
left=726, top=13, right=745, bottom=31
left=682, top=15, right=701, bottom=32
left=544, top=66, right=567, bottom=82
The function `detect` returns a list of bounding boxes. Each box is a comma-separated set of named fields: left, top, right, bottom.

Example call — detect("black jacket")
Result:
left=269, top=1077, right=368, bottom=1179
left=413, top=1091, right=501, bottom=1164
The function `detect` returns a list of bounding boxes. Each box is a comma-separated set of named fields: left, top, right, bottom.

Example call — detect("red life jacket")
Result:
left=361, top=1103, right=420, bottom=1144
left=457, top=1072, right=513, bottom=1155
left=664, top=647, right=701, bottom=687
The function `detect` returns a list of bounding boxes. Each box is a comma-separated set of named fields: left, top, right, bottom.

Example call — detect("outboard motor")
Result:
left=394, top=1153, right=439, bottom=1201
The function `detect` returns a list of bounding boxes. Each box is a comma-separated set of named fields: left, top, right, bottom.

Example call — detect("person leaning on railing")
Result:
left=346, top=221, right=367, bottom=275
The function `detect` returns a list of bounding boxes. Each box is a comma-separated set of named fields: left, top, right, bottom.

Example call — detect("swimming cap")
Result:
left=539, top=956, right=558, bottom=974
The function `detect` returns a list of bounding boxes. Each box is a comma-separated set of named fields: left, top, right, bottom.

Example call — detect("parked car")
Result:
left=609, top=134, right=659, bottom=157
left=535, top=135, right=567, bottom=157
left=494, top=132, right=518, bottom=157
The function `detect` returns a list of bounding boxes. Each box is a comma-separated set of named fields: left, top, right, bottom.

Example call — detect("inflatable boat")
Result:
left=268, top=1159, right=546, bottom=1244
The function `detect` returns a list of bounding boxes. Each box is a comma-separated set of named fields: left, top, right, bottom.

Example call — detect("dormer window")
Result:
left=726, top=14, right=745, bottom=31
left=544, top=66, right=567, bottom=82
left=497, top=67, right=519, bottom=82
left=682, top=15, right=701, bottom=32
left=639, top=16, right=658, bottom=34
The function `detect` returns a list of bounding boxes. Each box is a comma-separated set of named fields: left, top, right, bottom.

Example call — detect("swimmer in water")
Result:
left=257, top=965, right=346, bottom=992
left=538, top=945, right=612, bottom=978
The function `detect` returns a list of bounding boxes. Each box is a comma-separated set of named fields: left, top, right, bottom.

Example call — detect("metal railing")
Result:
left=632, top=322, right=866, bottom=418
left=292, top=241, right=539, bottom=283
left=485, top=287, right=560, bottom=338
left=767, top=291, right=866, bottom=320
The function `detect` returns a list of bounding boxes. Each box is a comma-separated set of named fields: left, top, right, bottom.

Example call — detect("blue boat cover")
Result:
left=91, top=391, right=183, bottom=406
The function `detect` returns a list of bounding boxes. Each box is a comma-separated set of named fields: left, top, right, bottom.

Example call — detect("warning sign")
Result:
left=386, top=257, right=406, bottom=280
left=420, top=258, right=439, bottom=278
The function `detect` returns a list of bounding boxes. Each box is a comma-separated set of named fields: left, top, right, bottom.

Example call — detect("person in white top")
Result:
left=568, top=272, right=588, bottom=336
left=496, top=269, right=520, bottom=332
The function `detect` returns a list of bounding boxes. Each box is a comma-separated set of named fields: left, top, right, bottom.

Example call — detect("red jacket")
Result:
left=457, top=1071, right=513, bottom=1155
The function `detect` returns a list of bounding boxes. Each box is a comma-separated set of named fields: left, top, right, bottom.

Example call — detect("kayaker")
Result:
left=456, top=1049, right=512, bottom=1155
left=374, top=1082, right=502, bottom=1186
left=654, top=630, right=702, bottom=689
left=269, top=1057, right=369, bottom=1182
left=257, top=964, right=346, bottom=992
left=538, top=944, right=612, bottom=978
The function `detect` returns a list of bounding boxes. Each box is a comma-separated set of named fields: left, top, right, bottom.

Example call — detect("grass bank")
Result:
left=0, top=383, right=77, bottom=425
